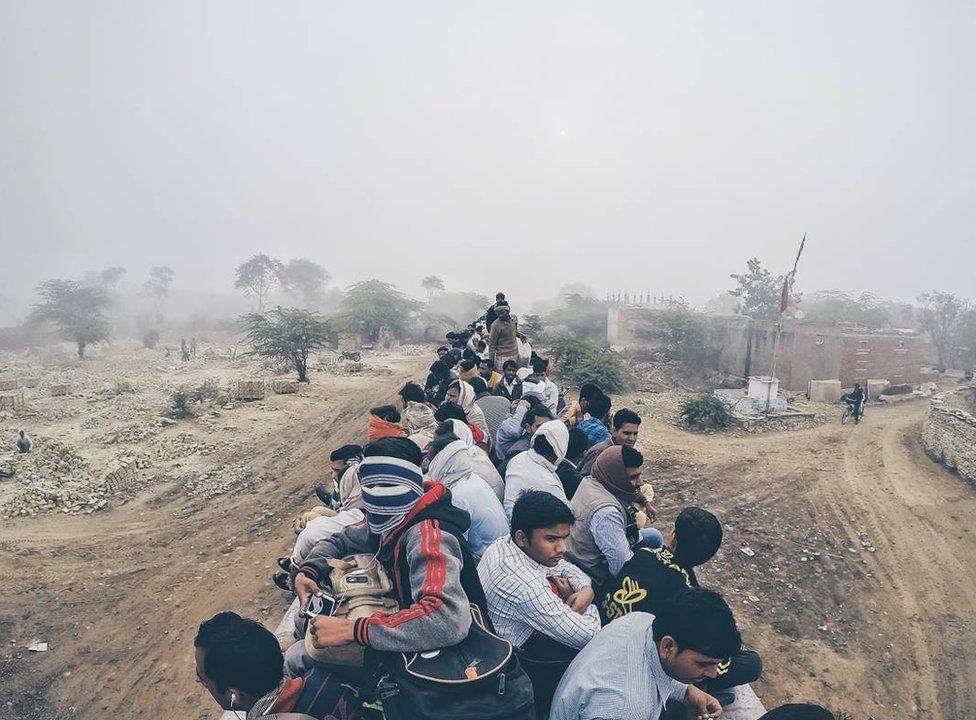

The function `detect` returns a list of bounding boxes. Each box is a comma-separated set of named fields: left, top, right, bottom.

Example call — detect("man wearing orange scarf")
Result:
left=366, top=405, right=407, bottom=442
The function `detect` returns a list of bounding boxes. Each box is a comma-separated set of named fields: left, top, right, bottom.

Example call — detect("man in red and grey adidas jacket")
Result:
left=293, top=436, right=488, bottom=653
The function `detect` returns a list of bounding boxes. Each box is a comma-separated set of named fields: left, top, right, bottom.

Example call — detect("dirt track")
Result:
left=2, top=366, right=974, bottom=720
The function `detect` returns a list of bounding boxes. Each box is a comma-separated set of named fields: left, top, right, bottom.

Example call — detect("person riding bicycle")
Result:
left=842, top=383, right=865, bottom=420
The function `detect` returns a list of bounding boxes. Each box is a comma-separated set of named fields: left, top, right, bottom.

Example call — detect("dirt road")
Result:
left=644, top=396, right=976, bottom=719
left=2, top=370, right=973, bottom=720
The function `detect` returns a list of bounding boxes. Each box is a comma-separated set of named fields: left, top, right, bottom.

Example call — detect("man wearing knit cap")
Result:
left=293, top=436, right=490, bottom=655
left=565, top=445, right=660, bottom=589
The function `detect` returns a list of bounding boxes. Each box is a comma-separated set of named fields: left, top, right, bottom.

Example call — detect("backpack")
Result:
left=299, top=553, right=398, bottom=667
left=370, top=605, right=534, bottom=720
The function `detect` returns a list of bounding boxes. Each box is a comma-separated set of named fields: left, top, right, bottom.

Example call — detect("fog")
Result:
left=2, top=1, right=974, bottom=324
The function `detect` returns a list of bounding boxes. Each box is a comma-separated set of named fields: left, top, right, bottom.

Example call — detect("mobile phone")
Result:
left=302, top=590, right=338, bottom=619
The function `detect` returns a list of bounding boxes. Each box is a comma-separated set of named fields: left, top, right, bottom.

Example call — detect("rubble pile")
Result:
left=0, top=440, right=109, bottom=517
left=147, top=432, right=218, bottom=461
left=181, top=463, right=255, bottom=499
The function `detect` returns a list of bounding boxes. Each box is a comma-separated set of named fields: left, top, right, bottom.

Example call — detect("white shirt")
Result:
left=477, top=537, right=600, bottom=649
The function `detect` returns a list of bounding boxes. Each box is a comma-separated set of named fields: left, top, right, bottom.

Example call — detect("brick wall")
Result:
left=838, top=334, right=928, bottom=387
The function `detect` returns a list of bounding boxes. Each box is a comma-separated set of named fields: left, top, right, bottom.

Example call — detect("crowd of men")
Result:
left=194, top=293, right=833, bottom=720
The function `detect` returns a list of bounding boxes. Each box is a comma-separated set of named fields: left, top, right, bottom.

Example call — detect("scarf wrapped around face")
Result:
left=591, top=445, right=639, bottom=503
left=367, top=414, right=407, bottom=442
left=403, top=401, right=438, bottom=436
left=426, top=439, right=473, bottom=489
left=357, top=455, right=425, bottom=535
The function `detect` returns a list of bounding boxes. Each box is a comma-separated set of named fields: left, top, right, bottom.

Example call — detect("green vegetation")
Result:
left=242, top=307, right=336, bottom=382
left=337, top=280, right=421, bottom=342
left=679, top=394, right=733, bottom=430
left=549, top=337, right=629, bottom=393
left=30, top=279, right=112, bottom=358
left=169, top=387, right=194, bottom=419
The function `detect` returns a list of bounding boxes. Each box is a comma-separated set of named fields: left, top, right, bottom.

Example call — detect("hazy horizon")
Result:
left=2, top=1, right=974, bottom=324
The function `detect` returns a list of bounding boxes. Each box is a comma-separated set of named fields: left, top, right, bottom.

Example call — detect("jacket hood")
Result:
left=380, top=481, right=471, bottom=549
left=426, top=440, right=473, bottom=489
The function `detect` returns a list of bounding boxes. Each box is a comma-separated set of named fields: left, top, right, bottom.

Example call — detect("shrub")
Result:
left=142, top=329, right=160, bottom=349
left=549, top=337, right=629, bottom=393
left=680, top=394, right=733, bottom=430
left=191, top=378, right=225, bottom=403
left=169, top=387, right=194, bottom=419
left=109, top=380, right=137, bottom=396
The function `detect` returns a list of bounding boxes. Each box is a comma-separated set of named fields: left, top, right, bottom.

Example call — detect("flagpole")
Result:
left=765, top=234, right=806, bottom=414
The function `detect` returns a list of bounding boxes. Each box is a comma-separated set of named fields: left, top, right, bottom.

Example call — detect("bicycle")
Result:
left=841, top=402, right=863, bottom=425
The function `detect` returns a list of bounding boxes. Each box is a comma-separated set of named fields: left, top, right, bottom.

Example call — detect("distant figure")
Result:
left=16, top=430, right=32, bottom=454
left=190, top=337, right=198, bottom=357
left=180, top=338, right=190, bottom=362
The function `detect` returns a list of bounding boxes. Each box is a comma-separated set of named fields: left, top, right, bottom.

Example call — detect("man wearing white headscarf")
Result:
left=402, top=400, right=439, bottom=450
left=443, top=419, right=505, bottom=500
left=502, top=420, right=570, bottom=521
left=444, top=379, right=489, bottom=437
left=427, top=435, right=508, bottom=561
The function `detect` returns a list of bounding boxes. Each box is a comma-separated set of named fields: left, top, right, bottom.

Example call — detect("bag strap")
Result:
left=261, top=713, right=318, bottom=720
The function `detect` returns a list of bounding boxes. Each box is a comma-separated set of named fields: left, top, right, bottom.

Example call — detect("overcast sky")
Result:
left=1, top=1, right=974, bottom=319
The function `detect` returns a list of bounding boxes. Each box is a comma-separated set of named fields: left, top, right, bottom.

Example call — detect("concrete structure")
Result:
left=747, top=376, right=779, bottom=405
left=808, top=379, right=842, bottom=403
left=272, top=379, right=298, bottom=394
left=608, top=308, right=931, bottom=391
left=866, top=378, right=890, bottom=401
left=0, top=391, right=25, bottom=411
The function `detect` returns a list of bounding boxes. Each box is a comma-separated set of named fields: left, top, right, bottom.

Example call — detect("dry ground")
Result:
left=1, top=346, right=973, bottom=720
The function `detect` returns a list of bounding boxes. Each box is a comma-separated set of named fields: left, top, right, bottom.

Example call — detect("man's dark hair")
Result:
left=758, top=705, right=835, bottom=720
left=566, top=428, right=588, bottom=463
left=511, top=489, right=575, bottom=540
left=502, top=359, right=518, bottom=371
left=478, top=357, right=492, bottom=368
left=587, top=393, right=612, bottom=420
left=531, top=356, right=550, bottom=375
left=369, top=405, right=401, bottom=423
left=652, top=587, right=742, bottom=660
left=468, top=376, right=488, bottom=395
left=612, top=408, right=641, bottom=430
left=434, top=401, right=468, bottom=423
left=363, top=436, right=423, bottom=466
left=621, top=444, right=643, bottom=468
left=673, top=507, right=723, bottom=568
left=436, top=345, right=449, bottom=354
left=476, top=339, right=487, bottom=351
left=330, top=444, right=363, bottom=462
left=533, top=434, right=558, bottom=463
left=579, top=383, right=601, bottom=402
left=195, top=612, right=283, bottom=698
left=522, top=406, right=554, bottom=429
left=522, top=394, right=542, bottom=409
left=459, top=359, right=476, bottom=372
left=398, top=381, right=426, bottom=405
left=496, top=293, right=506, bottom=302
left=428, top=433, right=460, bottom=462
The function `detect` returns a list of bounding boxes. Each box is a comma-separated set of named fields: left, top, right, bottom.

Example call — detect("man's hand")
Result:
left=645, top=503, right=659, bottom=522
left=309, top=615, right=355, bottom=648
left=685, top=685, right=723, bottom=720
left=293, top=572, right=320, bottom=611
left=551, top=576, right=574, bottom=602
left=566, top=586, right=595, bottom=614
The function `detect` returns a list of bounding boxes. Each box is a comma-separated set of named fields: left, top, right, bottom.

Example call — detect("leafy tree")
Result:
left=549, top=336, right=629, bottom=393
left=702, top=292, right=739, bottom=316
left=557, top=283, right=596, bottom=302
left=546, top=294, right=608, bottom=341
left=635, top=303, right=709, bottom=370
left=30, top=280, right=111, bottom=358
left=84, top=266, right=127, bottom=291
left=234, top=254, right=285, bottom=312
left=519, top=314, right=545, bottom=341
left=728, top=258, right=796, bottom=322
left=427, top=291, right=489, bottom=326
left=339, top=280, right=421, bottom=342
left=242, top=307, right=337, bottom=382
left=284, top=258, right=330, bottom=306
left=800, top=290, right=893, bottom=329
left=421, top=275, right=445, bottom=301
left=144, top=266, right=175, bottom=323
left=918, top=291, right=971, bottom=371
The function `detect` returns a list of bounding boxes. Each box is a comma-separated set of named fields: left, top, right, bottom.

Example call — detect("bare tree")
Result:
left=918, top=291, right=971, bottom=371
left=144, top=266, right=175, bottom=323
left=234, top=254, right=286, bottom=313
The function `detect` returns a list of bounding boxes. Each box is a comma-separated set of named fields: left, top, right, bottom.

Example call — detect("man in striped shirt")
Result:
left=479, top=490, right=601, bottom=718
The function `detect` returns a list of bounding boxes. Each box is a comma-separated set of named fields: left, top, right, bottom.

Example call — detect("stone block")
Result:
left=103, top=458, right=138, bottom=494
left=0, top=391, right=25, bottom=411
left=49, top=384, right=72, bottom=397
left=272, top=380, right=298, bottom=394
left=807, top=379, right=842, bottom=403
left=866, top=379, right=890, bottom=401
left=0, top=377, right=40, bottom=391
left=922, top=401, right=976, bottom=486
left=234, top=380, right=266, bottom=401
left=344, top=362, right=364, bottom=373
